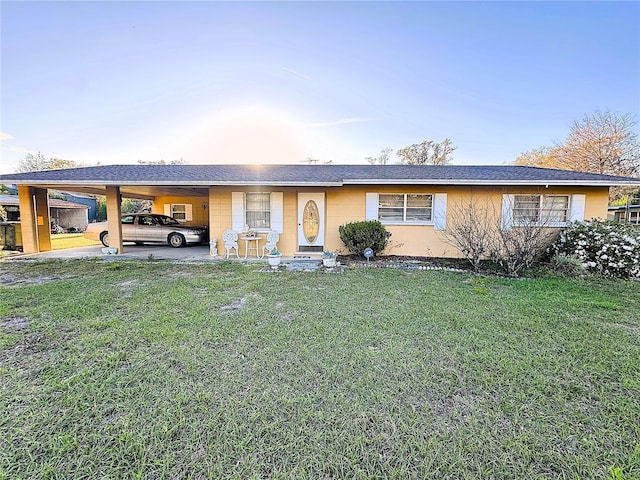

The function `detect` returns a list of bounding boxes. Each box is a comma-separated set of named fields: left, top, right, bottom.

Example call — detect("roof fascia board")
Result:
left=5, top=179, right=639, bottom=187
left=5, top=180, right=345, bottom=187
left=344, top=179, right=640, bottom=186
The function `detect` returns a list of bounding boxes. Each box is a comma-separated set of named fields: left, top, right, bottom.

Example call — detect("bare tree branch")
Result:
left=397, top=139, right=456, bottom=165
left=365, top=148, right=393, bottom=165
left=440, top=198, right=494, bottom=271
left=16, top=152, right=80, bottom=173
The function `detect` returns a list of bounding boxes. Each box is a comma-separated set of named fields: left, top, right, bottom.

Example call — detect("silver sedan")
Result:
left=84, top=213, right=208, bottom=248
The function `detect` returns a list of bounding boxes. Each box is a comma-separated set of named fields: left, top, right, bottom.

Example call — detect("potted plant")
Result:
left=266, top=249, right=282, bottom=269
left=322, top=250, right=337, bottom=268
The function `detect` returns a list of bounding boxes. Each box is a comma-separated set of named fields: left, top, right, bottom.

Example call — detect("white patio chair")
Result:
left=261, top=230, right=280, bottom=258
left=222, top=229, right=239, bottom=259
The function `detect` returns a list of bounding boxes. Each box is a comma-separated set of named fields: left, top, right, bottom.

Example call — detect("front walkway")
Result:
left=1, top=244, right=320, bottom=268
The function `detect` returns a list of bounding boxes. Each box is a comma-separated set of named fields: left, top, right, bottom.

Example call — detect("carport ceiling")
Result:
left=27, top=184, right=210, bottom=200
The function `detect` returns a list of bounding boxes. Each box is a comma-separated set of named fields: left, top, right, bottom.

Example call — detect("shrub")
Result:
left=338, top=220, right=391, bottom=257
left=550, top=253, right=586, bottom=277
left=442, top=200, right=493, bottom=271
left=489, top=225, right=560, bottom=277
left=552, top=220, right=640, bottom=278
left=441, top=197, right=560, bottom=277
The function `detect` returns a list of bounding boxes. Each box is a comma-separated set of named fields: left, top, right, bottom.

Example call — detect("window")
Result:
left=122, top=215, right=136, bottom=224
left=139, top=215, right=156, bottom=226
left=245, top=193, right=271, bottom=229
left=165, top=204, right=192, bottom=222
left=158, top=215, right=180, bottom=226
left=171, top=204, right=186, bottom=221
left=513, top=195, right=569, bottom=225
left=5, top=205, right=20, bottom=222
left=630, top=211, right=640, bottom=225
left=378, top=194, right=433, bottom=223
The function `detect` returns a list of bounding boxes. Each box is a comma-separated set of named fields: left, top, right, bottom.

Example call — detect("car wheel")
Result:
left=100, top=232, right=109, bottom=247
left=168, top=233, right=185, bottom=248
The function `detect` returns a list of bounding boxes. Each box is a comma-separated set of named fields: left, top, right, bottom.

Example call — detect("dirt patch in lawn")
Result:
left=2, top=316, right=30, bottom=331
left=279, top=312, right=296, bottom=322
left=613, top=323, right=640, bottom=336
left=220, top=294, right=251, bottom=312
left=0, top=274, right=65, bottom=287
left=118, top=279, right=141, bottom=298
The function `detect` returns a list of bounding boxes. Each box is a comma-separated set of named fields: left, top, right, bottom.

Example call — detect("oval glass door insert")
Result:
left=302, top=200, right=319, bottom=244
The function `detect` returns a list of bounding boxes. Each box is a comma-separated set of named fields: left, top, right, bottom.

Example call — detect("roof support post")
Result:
left=17, top=186, right=51, bottom=253
left=105, top=185, right=123, bottom=254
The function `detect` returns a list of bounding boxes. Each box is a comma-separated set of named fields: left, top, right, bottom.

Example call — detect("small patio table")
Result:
left=240, top=235, right=263, bottom=259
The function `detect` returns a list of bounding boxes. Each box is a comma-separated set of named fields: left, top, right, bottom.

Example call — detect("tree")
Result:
left=515, top=111, right=640, bottom=176
left=557, top=111, right=639, bottom=177
left=515, top=111, right=640, bottom=201
left=442, top=196, right=560, bottom=276
left=514, top=146, right=560, bottom=169
left=94, top=196, right=151, bottom=221
left=488, top=202, right=560, bottom=277
left=16, top=152, right=80, bottom=172
left=365, top=148, right=393, bottom=165
left=122, top=198, right=152, bottom=214
left=441, top=199, right=494, bottom=271
left=396, top=139, right=456, bottom=165
left=137, top=158, right=186, bottom=165
left=301, top=157, right=333, bottom=165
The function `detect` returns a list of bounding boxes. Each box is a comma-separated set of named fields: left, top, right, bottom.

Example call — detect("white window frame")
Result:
left=164, top=203, right=193, bottom=223
left=232, top=192, right=284, bottom=233
left=377, top=193, right=434, bottom=225
left=512, top=194, right=570, bottom=227
left=244, top=192, right=271, bottom=230
left=366, top=192, right=446, bottom=230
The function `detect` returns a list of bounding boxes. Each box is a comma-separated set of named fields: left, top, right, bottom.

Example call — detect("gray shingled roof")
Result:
left=1, top=164, right=639, bottom=186
left=0, top=194, right=89, bottom=208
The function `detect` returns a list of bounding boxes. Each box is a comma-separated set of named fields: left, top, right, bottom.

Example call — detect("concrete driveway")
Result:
left=5, top=244, right=240, bottom=262
left=3, top=244, right=308, bottom=264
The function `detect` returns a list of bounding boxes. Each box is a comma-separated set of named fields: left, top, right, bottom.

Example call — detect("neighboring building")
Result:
left=57, top=192, right=98, bottom=222
left=608, top=204, right=640, bottom=225
left=0, top=194, right=89, bottom=231
left=1, top=164, right=639, bottom=255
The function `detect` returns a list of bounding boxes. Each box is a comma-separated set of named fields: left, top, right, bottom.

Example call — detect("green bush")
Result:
left=550, top=253, right=586, bottom=277
left=338, top=220, right=391, bottom=257
left=552, top=220, right=640, bottom=278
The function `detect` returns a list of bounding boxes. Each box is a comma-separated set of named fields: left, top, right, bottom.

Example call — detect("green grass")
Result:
left=0, top=259, right=639, bottom=479
left=51, top=233, right=100, bottom=250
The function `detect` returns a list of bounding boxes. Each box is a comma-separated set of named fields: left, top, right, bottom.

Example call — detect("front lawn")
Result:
left=51, top=233, right=100, bottom=250
left=0, top=260, right=638, bottom=479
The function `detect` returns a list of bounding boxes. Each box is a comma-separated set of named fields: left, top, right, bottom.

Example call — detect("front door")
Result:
left=297, top=193, right=325, bottom=252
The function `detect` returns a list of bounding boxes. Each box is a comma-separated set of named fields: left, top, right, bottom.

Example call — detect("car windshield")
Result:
left=157, top=215, right=180, bottom=225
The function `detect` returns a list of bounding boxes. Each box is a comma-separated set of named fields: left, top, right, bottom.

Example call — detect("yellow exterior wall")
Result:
left=161, top=185, right=610, bottom=258
left=327, top=185, right=608, bottom=258
left=152, top=195, right=209, bottom=226
left=206, top=187, right=299, bottom=255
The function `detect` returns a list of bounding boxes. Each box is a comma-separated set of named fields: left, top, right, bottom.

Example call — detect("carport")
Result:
left=3, top=166, right=211, bottom=254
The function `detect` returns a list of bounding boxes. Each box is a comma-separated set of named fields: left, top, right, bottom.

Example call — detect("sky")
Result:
left=1, top=1, right=639, bottom=174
